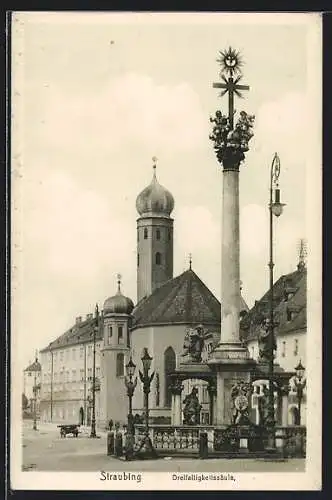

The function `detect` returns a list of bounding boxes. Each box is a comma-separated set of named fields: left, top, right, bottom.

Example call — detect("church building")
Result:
left=39, top=163, right=247, bottom=426
left=39, top=163, right=306, bottom=427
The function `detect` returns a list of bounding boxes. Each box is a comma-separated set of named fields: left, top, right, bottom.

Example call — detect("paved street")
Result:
left=22, top=422, right=305, bottom=473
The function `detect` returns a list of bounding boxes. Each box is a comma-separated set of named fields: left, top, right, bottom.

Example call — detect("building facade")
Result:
left=38, top=165, right=307, bottom=428
left=242, top=261, right=307, bottom=425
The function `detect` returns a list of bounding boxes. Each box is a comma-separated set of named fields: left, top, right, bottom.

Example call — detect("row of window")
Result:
left=43, top=367, right=101, bottom=383
left=105, top=325, right=126, bottom=344
left=139, top=228, right=172, bottom=241
left=281, top=338, right=299, bottom=358
left=44, top=355, right=125, bottom=380
left=137, top=252, right=162, bottom=267
left=48, top=344, right=101, bottom=365
left=250, top=338, right=299, bottom=359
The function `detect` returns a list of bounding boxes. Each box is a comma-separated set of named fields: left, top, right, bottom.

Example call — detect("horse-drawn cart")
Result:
left=57, top=424, right=80, bottom=438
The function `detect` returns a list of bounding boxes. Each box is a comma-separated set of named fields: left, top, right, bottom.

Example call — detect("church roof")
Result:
left=240, top=265, right=307, bottom=341
left=132, top=268, right=222, bottom=329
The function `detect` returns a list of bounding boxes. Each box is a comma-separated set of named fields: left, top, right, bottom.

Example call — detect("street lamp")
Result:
left=124, top=357, right=137, bottom=433
left=33, top=352, right=38, bottom=431
left=266, top=152, right=286, bottom=447
left=294, top=360, right=306, bottom=425
left=136, top=347, right=157, bottom=458
left=90, top=304, right=99, bottom=438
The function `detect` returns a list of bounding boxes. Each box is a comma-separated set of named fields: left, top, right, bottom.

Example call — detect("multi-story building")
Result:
left=39, top=315, right=102, bottom=425
left=241, top=258, right=307, bottom=425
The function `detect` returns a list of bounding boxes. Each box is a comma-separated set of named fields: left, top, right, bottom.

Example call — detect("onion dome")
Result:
left=136, top=160, right=174, bottom=217
left=103, top=274, right=134, bottom=315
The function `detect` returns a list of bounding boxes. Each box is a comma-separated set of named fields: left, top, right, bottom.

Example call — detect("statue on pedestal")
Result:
left=183, top=387, right=202, bottom=425
left=258, top=317, right=277, bottom=364
left=257, top=385, right=269, bottom=426
left=181, top=324, right=210, bottom=363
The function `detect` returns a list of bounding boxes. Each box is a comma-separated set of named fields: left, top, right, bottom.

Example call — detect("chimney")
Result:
left=76, top=316, right=82, bottom=324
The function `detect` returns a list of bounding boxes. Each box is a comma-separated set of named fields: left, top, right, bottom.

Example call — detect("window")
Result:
left=202, top=387, right=209, bottom=403
left=96, top=343, right=100, bottom=350
left=282, top=341, right=286, bottom=358
left=137, top=253, right=139, bottom=267
left=168, top=230, right=171, bottom=241
left=28, top=372, right=32, bottom=377
left=294, top=339, right=299, bottom=356
left=287, top=309, right=292, bottom=321
left=156, top=229, right=161, bottom=240
left=108, top=326, right=112, bottom=344
left=66, top=370, right=70, bottom=382
left=88, top=368, right=92, bottom=381
left=118, top=326, right=123, bottom=343
left=80, top=369, right=84, bottom=381
left=60, top=351, right=64, bottom=361
left=251, top=346, right=255, bottom=358
left=88, top=345, right=92, bottom=357
left=72, top=348, right=76, bottom=360
left=80, top=347, right=84, bottom=358
left=116, top=353, right=124, bottom=377
left=72, top=369, right=76, bottom=381
left=96, top=367, right=100, bottom=377
left=156, top=252, right=162, bottom=265
left=144, top=228, right=148, bottom=239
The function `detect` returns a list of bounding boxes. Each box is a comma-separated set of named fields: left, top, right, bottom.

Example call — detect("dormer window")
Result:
left=156, top=229, right=161, bottom=240
left=287, top=308, right=293, bottom=322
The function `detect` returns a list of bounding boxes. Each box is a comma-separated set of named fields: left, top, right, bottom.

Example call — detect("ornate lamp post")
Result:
left=125, top=357, right=137, bottom=433
left=266, top=152, right=286, bottom=446
left=136, top=347, right=157, bottom=458
left=90, top=304, right=99, bottom=438
left=294, top=360, right=306, bottom=425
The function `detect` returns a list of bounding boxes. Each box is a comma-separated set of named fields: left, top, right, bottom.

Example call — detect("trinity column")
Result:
left=208, top=48, right=256, bottom=424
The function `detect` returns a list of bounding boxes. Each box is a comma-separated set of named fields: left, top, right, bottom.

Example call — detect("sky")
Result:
left=11, top=12, right=321, bottom=368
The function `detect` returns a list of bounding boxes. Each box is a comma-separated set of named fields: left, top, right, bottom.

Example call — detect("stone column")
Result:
left=207, top=381, right=217, bottom=425
left=221, top=169, right=240, bottom=343
left=170, top=380, right=183, bottom=426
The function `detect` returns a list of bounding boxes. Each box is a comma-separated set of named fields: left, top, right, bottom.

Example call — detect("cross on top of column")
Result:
left=213, top=47, right=250, bottom=129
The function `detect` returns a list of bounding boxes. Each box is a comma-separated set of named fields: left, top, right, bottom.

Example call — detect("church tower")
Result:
left=135, top=159, right=174, bottom=302
left=100, top=274, right=134, bottom=425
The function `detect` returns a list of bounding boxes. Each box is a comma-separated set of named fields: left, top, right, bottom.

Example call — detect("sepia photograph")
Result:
left=10, top=11, right=322, bottom=490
